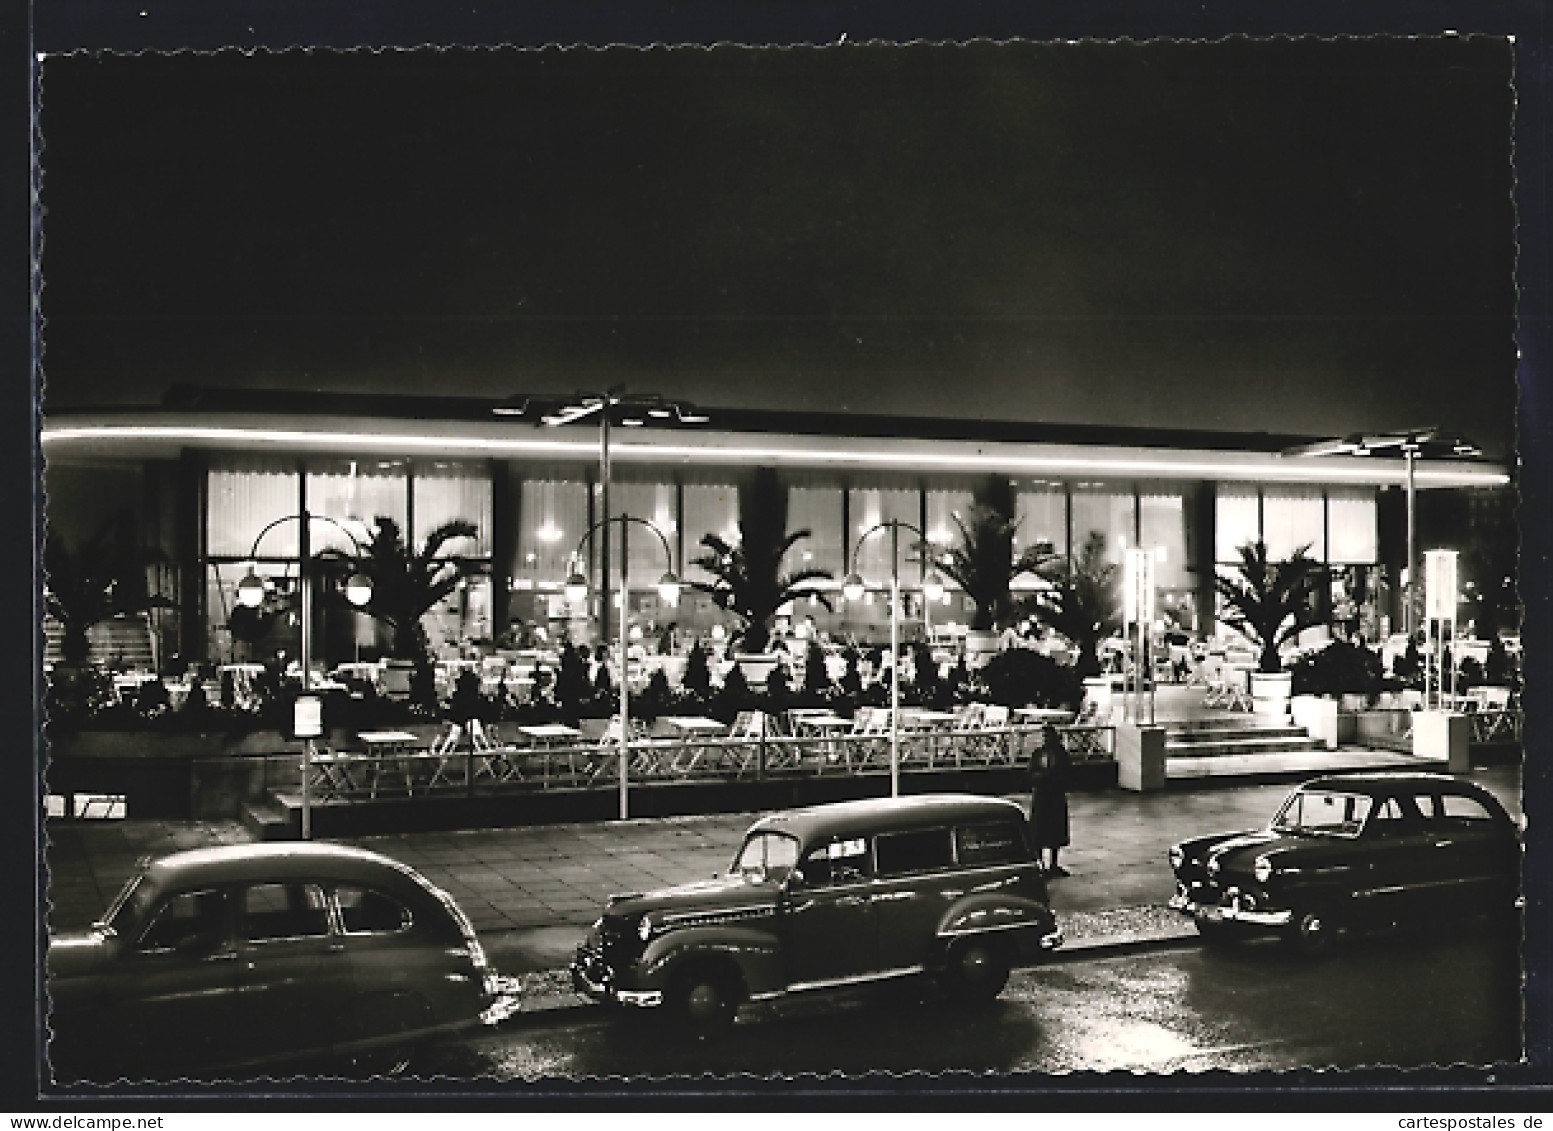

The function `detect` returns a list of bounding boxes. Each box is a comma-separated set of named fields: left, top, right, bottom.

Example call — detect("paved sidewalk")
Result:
left=44, top=766, right=1522, bottom=1013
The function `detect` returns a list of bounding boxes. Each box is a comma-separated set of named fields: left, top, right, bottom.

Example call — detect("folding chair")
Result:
left=423, top=724, right=465, bottom=790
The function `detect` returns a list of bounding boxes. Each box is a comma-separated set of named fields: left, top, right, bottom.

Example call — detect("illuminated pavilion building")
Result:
left=41, top=385, right=1513, bottom=673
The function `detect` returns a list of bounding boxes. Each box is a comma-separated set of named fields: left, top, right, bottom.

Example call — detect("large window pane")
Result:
left=1070, top=482, right=1134, bottom=565
left=611, top=481, right=679, bottom=579
left=1264, top=486, right=1325, bottom=561
left=1216, top=486, right=1260, bottom=562
left=1015, top=484, right=1066, bottom=558
left=788, top=486, right=845, bottom=578
left=413, top=462, right=491, bottom=557
left=1327, top=487, right=1378, bottom=564
left=207, top=459, right=299, bottom=558
left=1139, top=487, right=1188, bottom=590
left=683, top=483, right=738, bottom=585
left=304, top=459, right=407, bottom=554
left=848, top=487, right=920, bottom=583
left=516, top=478, right=588, bottom=582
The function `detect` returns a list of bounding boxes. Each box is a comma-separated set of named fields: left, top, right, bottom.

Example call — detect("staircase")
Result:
left=1165, top=716, right=1326, bottom=759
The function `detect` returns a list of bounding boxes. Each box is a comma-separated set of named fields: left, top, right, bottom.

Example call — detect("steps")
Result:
left=1164, top=716, right=1325, bottom=759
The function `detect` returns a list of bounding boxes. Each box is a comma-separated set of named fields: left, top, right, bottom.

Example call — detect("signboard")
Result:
left=1424, top=549, right=1459, bottom=622
left=293, top=694, right=324, bottom=739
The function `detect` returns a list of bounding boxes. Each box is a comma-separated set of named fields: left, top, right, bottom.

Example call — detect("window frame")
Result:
left=331, top=884, right=416, bottom=936
left=237, top=881, right=334, bottom=945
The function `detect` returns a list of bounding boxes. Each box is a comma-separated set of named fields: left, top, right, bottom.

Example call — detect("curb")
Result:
left=491, top=916, right=1200, bottom=1028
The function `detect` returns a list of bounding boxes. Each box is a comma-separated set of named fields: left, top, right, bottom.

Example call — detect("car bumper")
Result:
left=570, top=948, right=663, bottom=1009
left=1170, top=887, right=1293, bottom=929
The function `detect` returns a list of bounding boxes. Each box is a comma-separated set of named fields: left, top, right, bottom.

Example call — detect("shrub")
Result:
left=978, top=648, right=1083, bottom=710
left=1288, top=640, right=1384, bottom=698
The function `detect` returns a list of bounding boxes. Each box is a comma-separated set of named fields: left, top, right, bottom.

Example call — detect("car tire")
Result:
left=939, top=939, right=1011, bottom=1005
left=1284, top=908, right=1335, bottom=957
left=667, top=966, right=739, bottom=1036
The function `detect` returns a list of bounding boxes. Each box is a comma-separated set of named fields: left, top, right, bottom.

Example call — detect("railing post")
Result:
left=756, top=730, right=765, bottom=782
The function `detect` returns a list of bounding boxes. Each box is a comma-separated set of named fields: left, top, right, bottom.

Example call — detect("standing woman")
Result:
left=1028, top=725, right=1072, bottom=876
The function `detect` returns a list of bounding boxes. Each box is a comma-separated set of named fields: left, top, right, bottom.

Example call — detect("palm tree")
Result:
left=933, top=503, right=1053, bottom=632
left=689, top=468, right=832, bottom=654
left=1028, top=530, right=1121, bottom=678
left=1215, top=540, right=1325, bottom=674
left=316, top=515, right=487, bottom=681
left=44, top=511, right=171, bottom=668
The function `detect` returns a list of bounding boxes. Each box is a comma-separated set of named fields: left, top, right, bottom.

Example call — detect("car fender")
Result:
left=937, top=892, right=1058, bottom=958
left=636, top=923, right=784, bottom=997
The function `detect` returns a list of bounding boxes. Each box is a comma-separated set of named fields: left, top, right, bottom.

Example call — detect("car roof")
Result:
left=1299, top=773, right=1504, bottom=803
left=142, top=842, right=437, bottom=897
left=746, top=793, right=1027, bottom=845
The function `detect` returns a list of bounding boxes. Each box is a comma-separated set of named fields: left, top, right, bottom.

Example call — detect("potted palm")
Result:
left=689, top=467, right=832, bottom=682
left=1215, top=540, right=1325, bottom=718
left=1026, top=530, right=1121, bottom=719
left=932, top=475, right=1052, bottom=665
left=316, top=515, right=488, bottom=708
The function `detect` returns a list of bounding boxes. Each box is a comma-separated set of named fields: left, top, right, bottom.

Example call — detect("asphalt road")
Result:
left=419, top=922, right=1522, bottom=1078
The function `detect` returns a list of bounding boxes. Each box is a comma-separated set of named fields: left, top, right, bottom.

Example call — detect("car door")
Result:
left=871, top=826, right=958, bottom=974
left=781, top=835, right=877, bottom=988
left=235, top=880, right=346, bottom=1065
left=1353, top=794, right=1434, bottom=925
left=110, top=885, right=240, bottom=1074
left=1423, top=789, right=1520, bottom=913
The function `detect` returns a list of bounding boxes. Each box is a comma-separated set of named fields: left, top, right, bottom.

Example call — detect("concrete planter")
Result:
left=965, top=630, right=1000, bottom=668
left=1413, top=710, right=1470, bottom=771
left=1081, top=676, right=1114, bottom=724
left=1115, top=723, right=1166, bottom=792
left=1249, top=671, right=1293, bottom=719
left=1291, top=694, right=1338, bottom=749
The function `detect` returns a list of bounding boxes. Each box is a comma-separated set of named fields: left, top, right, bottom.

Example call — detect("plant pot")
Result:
left=964, top=630, right=1000, bottom=668
left=1249, top=671, right=1293, bottom=719
left=731, top=653, right=781, bottom=684
left=380, top=660, right=415, bottom=699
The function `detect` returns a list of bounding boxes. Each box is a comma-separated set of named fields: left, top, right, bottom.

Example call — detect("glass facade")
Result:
left=187, top=455, right=1387, bottom=662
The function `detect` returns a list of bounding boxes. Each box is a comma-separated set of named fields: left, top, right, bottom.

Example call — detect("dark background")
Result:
left=39, top=37, right=1517, bottom=453
left=13, top=0, right=1550, bottom=1109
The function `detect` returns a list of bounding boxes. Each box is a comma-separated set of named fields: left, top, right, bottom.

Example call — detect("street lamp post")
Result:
left=1283, top=428, right=1482, bottom=640
left=565, top=514, right=680, bottom=820
left=495, top=388, right=706, bottom=643
left=843, top=520, right=946, bottom=798
left=235, top=511, right=372, bottom=840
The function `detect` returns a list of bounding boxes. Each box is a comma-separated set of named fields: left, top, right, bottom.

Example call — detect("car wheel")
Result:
left=668, top=967, right=739, bottom=1036
left=1284, top=908, right=1335, bottom=957
left=940, top=939, right=1011, bottom=1005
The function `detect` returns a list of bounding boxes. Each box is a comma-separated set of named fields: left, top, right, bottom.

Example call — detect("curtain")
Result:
left=1327, top=486, right=1378, bottom=564
left=206, top=461, right=300, bottom=558
left=1216, top=486, right=1260, bottom=563
left=1263, top=485, right=1325, bottom=561
left=1070, top=482, right=1135, bottom=565
left=516, top=479, right=589, bottom=583
left=412, top=463, right=490, bottom=556
left=788, top=485, right=845, bottom=578
left=683, top=483, right=739, bottom=585
left=1139, top=487, right=1188, bottom=590
left=1015, top=485, right=1066, bottom=558
left=848, top=487, right=920, bottom=584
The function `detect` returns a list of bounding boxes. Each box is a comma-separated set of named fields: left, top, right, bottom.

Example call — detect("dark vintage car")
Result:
left=48, top=843, right=518, bottom=1080
left=571, top=793, right=1062, bottom=1030
left=1168, top=773, right=1521, bottom=952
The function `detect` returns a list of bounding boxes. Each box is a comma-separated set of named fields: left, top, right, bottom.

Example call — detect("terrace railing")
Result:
left=259, top=721, right=1116, bottom=803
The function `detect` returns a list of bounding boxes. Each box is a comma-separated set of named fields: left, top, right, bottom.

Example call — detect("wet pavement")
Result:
left=45, top=764, right=1523, bottom=1006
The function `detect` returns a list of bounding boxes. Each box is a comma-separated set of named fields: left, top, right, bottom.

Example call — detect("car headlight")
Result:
left=1253, top=856, right=1273, bottom=884
left=1168, top=846, right=1184, bottom=869
left=637, top=915, right=654, bottom=942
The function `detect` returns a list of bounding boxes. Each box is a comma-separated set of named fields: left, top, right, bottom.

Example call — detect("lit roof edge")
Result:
left=40, top=412, right=1510, bottom=489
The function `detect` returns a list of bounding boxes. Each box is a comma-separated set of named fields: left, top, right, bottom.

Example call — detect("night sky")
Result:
left=38, top=37, right=1517, bottom=454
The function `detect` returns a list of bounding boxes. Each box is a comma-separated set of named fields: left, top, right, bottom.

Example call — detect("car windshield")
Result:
left=100, top=872, right=156, bottom=936
left=729, top=832, right=800, bottom=884
left=1272, top=789, right=1374, bottom=838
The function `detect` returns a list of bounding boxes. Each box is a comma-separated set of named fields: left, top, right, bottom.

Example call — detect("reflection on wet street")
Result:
left=425, top=923, right=1521, bottom=1079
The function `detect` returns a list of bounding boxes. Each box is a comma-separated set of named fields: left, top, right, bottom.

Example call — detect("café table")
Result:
left=516, top=723, right=589, bottom=786
left=660, top=716, right=728, bottom=774
left=1012, top=707, right=1076, bottom=725
left=356, top=730, right=420, bottom=798
left=793, top=713, right=854, bottom=772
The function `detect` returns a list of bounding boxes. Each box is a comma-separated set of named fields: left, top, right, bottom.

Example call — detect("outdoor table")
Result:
left=307, top=748, right=363, bottom=801
left=1012, top=707, right=1075, bottom=725
left=357, top=730, right=420, bottom=798
left=901, top=708, right=960, bottom=728
left=517, top=723, right=589, bottom=785
left=660, top=716, right=729, bottom=774
left=794, top=713, right=853, bottom=771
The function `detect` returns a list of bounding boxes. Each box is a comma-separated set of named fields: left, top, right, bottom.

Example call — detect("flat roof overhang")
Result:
left=40, top=410, right=1511, bottom=490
